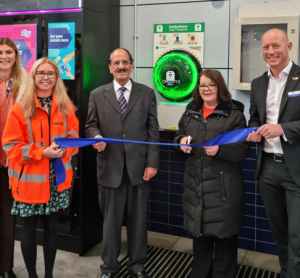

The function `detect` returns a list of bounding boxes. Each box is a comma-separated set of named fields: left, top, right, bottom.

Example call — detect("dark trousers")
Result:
left=0, top=167, right=16, bottom=272
left=258, top=153, right=300, bottom=278
left=99, top=164, right=149, bottom=275
left=190, top=235, right=238, bottom=278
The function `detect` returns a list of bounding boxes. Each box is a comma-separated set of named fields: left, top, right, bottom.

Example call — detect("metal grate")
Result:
left=114, top=246, right=280, bottom=278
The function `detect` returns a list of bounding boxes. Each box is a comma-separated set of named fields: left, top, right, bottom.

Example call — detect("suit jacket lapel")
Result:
left=279, top=63, right=300, bottom=119
left=259, top=72, right=269, bottom=125
left=124, top=81, right=142, bottom=117
left=104, top=82, right=122, bottom=116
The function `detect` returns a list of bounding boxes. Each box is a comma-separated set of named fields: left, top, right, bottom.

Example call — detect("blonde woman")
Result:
left=0, top=37, right=27, bottom=278
left=2, top=57, right=79, bottom=278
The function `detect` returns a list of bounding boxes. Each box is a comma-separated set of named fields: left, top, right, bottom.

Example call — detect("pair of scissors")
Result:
left=187, top=135, right=191, bottom=154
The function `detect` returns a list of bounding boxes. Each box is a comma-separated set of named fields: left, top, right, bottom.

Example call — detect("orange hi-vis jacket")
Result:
left=2, top=95, right=79, bottom=204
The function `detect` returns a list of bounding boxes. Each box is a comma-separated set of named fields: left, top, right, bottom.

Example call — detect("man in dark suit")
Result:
left=85, top=48, right=159, bottom=278
left=247, top=29, right=300, bottom=278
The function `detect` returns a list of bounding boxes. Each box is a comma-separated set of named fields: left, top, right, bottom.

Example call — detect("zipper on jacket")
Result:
left=17, top=165, right=24, bottom=195
left=220, top=172, right=226, bottom=200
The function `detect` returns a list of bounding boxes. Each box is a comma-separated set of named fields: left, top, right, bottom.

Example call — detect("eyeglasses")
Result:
left=110, top=60, right=131, bottom=67
left=36, top=71, right=56, bottom=79
left=199, top=84, right=217, bottom=91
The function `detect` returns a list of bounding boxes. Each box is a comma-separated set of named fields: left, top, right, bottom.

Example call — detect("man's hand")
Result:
left=93, top=135, right=106, bottom=152
left=143, top=167, right=157, bottom=181
left=246, top=130, right=262, bottom=142
left=257, top=124, right=283, bottom=139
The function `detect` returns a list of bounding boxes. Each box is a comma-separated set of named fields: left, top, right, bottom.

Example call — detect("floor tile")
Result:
left=64, top=254, right=102, bottom=277
left=241, top=250, right=281, bottom=272
left=237, top=248, right=247, bottom=265
left=170, top=237, right=193, bottom=254
left=12, top=230, right=282, bottom=277
left=147, top=230, right=179, bottom=249
left=16, top=264, right=88, bottom=278
left=36, top=249, right=79, bottom=271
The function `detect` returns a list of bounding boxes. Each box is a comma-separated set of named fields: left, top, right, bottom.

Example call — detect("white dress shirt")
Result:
left=95, top=79, right=132, bottom=140
left=113, top=79, right=132, bottom=103
left=264, top=60, right=292, bottom=154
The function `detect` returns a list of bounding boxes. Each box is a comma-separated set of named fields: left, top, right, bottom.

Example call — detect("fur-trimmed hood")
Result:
left=185, top=99, right=244, bottom=115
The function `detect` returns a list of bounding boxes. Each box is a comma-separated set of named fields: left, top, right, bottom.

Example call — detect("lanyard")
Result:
left=6, top=78, right=12, bottom=98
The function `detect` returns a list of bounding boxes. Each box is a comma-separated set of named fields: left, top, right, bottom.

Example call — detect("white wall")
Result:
left=119, top=0, right=300, bottom=122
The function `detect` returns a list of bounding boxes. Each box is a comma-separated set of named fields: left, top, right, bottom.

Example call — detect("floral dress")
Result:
left=11, top=96, right=70, bottom=217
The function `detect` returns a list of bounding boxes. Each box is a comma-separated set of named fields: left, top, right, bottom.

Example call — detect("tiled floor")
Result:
left=12, top=227, right=281, bottom=277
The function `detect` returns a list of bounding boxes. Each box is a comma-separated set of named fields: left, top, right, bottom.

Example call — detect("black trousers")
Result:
left=190, top=235, right=238, bottom=278
left=99, top=163, right=149, bottom=275
left=258, top=153, right=300, bottom=278
left=0, top=167, right=16, bottom=272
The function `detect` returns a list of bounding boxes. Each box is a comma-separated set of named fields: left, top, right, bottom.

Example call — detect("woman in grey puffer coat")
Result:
left=174, top=70, right=249, bottom=278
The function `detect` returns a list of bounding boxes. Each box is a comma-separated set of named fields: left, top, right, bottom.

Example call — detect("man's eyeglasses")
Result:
left=199, top=84, right=217, bottom=91
left=36, top=71, right=56, bottom=79
left=110, top=60, right=131, bottom=67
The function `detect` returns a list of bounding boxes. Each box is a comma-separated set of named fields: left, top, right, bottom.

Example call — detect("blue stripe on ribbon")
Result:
left=54, top=127, right=257, bottom=186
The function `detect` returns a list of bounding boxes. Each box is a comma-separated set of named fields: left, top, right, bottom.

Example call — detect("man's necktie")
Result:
left=118, top=87, right=127, bottom=116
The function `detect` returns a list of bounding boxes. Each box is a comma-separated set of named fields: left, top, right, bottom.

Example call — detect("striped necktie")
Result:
left=118, top=87, right=127, bottom=116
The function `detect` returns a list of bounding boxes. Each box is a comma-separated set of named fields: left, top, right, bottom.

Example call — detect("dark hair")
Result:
left=109, top=48, right=134, bottom=64
left=192, top=69, right=231, bottom=106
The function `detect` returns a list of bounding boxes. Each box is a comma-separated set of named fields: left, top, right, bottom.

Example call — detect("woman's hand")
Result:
left=203, top=145, right=219, bottom=156
left=180, top=136, right=193, bottom=153
left=42, top=142, right=65, bottom=158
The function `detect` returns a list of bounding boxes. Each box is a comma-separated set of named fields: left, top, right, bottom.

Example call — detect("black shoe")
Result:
left=100, top=273, right=115, bottom=278
left=130, top=270, right=149, bottom=278
left=2, top=271, right=16, bottom=278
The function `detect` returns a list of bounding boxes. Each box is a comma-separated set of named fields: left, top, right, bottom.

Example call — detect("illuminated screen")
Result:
left=153, top=51, right=201, bottom=101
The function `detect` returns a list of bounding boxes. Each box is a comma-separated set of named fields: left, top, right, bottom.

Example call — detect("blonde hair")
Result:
left=22, top=57, right=76, bottom=118
left=0, top=37, right=24, bottom=99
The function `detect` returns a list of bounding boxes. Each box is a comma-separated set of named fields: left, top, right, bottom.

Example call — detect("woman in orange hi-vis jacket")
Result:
left=0, top=37, right=27, bottom=278
left=2, top=57, right=79, bottom=278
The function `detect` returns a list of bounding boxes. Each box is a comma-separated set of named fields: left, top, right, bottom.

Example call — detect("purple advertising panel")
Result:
left=0, top=24, right=37, bottom=73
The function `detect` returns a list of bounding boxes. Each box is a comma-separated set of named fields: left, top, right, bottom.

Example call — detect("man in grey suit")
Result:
left=85, top=48, right=159, bottom=278
left=247, top=29, right=300, bottom=278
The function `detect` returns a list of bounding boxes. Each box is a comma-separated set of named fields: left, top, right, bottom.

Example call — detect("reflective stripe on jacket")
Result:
left=2, top=96, right=79, bottom=204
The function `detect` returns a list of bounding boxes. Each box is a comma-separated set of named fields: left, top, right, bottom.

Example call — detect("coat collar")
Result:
left=186, top=99, right=244, bottom=116
left=104, top=79, right=142, bottom=118
left=279, top=62, right=300, bottom=119
left=255, top=62, right=300, bottom=123
left=104, top=82, right=121, bottom=115
left=35, top=93, right=58, bottom=114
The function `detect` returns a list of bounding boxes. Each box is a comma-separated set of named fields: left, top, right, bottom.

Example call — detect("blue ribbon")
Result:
left=52, top=158, right=66, bottom=187
left=54, top=127, right=258, bottom=186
